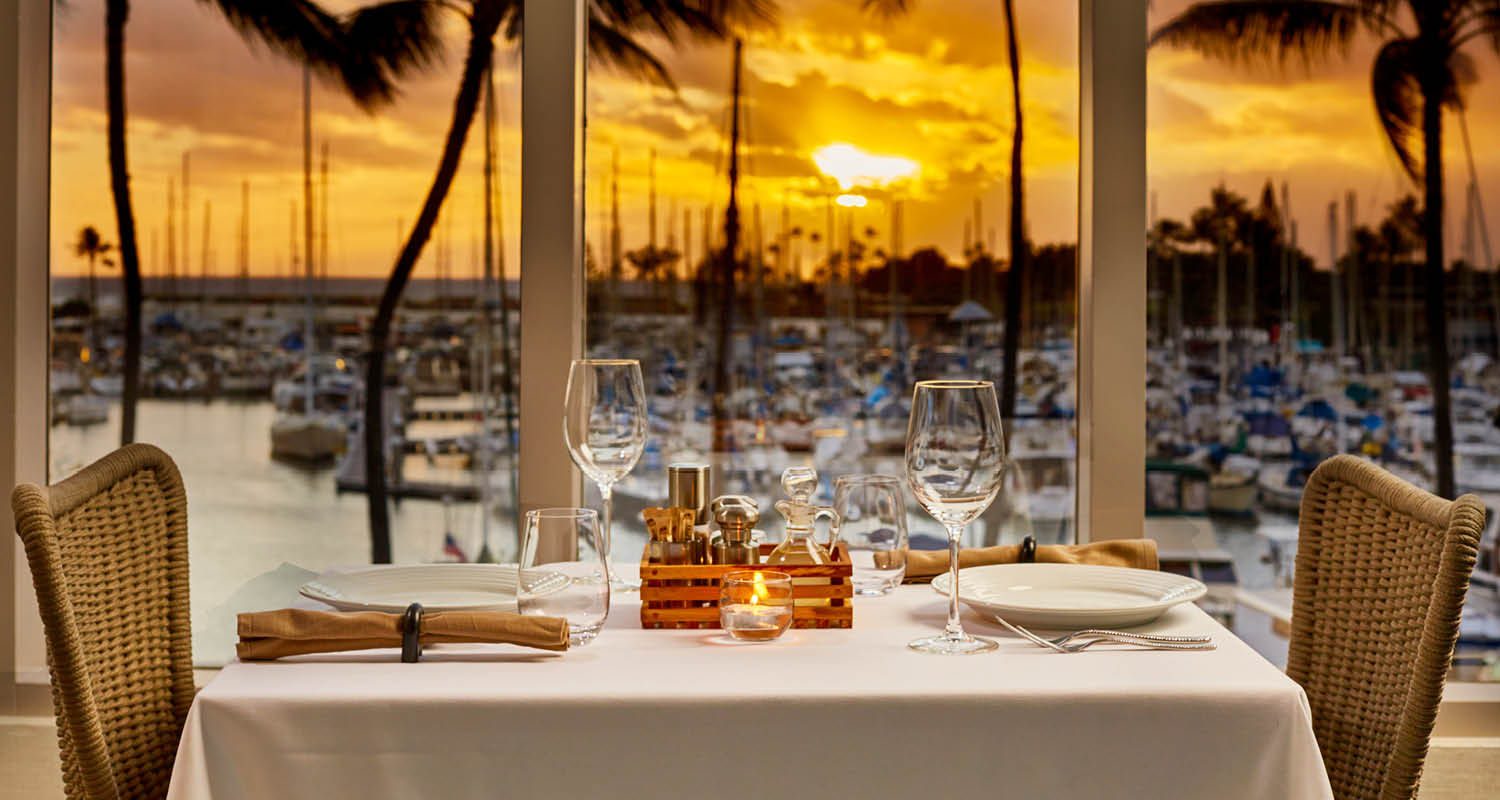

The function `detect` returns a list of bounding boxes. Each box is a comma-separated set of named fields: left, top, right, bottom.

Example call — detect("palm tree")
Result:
left=103, top=0, right=424, bottom=448
left=1376, top=195, right=1425, bottom=367
left=74, top=225, right=114, bottom=324
left=355, top=1, right=776, bottom=562
left=1151, top=2, right=1500, bottom=498
left=74, top=225, right=115, bottom=368
left=1375, top=195, right=1423, bottom=366
left=1189, top=185, right=1254, bottom=395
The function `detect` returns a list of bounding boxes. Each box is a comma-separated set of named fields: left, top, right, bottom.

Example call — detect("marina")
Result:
left=44, top=274, right=1500, bottom=672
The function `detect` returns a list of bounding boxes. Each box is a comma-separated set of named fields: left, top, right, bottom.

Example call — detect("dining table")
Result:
left=167, top=565, right=1334, bottom=800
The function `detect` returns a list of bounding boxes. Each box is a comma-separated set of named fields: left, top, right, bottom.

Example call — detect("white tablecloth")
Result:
left=168, top=575, right=1332, bottom=800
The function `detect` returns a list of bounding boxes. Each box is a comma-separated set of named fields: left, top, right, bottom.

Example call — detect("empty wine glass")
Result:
left=517, top=507, right=610, bottom=647
left=564, top=359, right=647, bottom=591
left=832, top=474, right=909, bottom=596
left=905, top=380, right=1007, bottom=655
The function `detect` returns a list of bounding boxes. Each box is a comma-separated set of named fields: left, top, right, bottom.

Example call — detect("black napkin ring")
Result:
left=401, top=603, right=424, bottom=663
left=1019, top=535, right=1037, bottom=564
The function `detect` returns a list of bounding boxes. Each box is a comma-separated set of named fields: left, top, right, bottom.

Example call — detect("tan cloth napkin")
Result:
left=236, top=608, right=570, bottom=660
left=903, top=538, right=1159, bottom=583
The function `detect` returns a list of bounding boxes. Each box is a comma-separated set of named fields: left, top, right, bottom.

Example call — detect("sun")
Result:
left=811, top=143, right=920, bottom=191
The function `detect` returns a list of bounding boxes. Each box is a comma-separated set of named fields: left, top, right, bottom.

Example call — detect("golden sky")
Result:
left=49, top=0, right=1500, bottom=280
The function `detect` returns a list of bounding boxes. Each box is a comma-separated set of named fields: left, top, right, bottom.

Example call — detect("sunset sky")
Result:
left=49, top=0, right=1500, bottom=282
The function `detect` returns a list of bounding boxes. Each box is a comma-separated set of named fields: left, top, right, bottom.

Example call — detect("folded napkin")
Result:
left=903, top=538, right=1159, bottom=583
left=236, top=608, right=570, bottom=660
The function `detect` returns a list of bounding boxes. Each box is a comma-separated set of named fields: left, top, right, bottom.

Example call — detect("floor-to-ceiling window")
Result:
left=47, top=0, right=523, bottom=664
left=1145, top=0, right=1500, bottom=673
left=582, top=0, right=1082, bottom=557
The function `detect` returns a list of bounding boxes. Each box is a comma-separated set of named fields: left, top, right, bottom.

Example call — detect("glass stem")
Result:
left=599, top=481, right=615, bottom=582
left=945, top=525, right=964, bottom=639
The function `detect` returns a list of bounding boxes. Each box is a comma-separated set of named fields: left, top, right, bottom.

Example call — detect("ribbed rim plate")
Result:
left=932, top=563, right=1207, bottom=629
left=299, top=564, right=522, bottom=612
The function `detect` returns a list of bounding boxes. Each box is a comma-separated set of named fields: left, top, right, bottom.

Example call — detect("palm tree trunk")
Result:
left=998, top=0, right=1025, bottom=433
left=1403, top=256, right=1414, bottom=368
left=1420, top=66, right=1454, bottom=498
left=1378, top=254, right=1391, bottom=370
left=106, top=0, right=143, bottom=446
left=87, top=255, right=97, bottom=350
left=365, top=4, right=503, bottom=562
left=1216, top=233, right=1228, bottom=396
left=712, top=38, right=742, bottom=454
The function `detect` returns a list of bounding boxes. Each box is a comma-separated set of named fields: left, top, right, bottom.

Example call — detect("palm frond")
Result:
left=589, top=0, right=775, bottom=42
left=1370, top=37, right=1423, bottom=180
left=197, top=0, right=346, bottom=71
left=860, top=0, right=911, bottom=18
left=1148, top=1, right=1370, bottom=70
left=581, top=1, right=778, bottom=88
left=199, top=0, right=427, bottom=110
left=588, top=10, right=677, bottom=89
left=341, top=1, right=447, bottom=107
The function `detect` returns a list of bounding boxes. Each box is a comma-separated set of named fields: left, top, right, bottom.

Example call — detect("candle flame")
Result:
left=751, top=571, right=768, bottom=606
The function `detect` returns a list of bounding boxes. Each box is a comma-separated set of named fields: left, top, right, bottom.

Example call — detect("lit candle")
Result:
left=719, top=570, right=793, bottom=641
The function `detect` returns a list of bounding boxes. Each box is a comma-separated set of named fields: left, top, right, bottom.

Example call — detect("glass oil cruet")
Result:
left=766, top=465, right=839, bottom=566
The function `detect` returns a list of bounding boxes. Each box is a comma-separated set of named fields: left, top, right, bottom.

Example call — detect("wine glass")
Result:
left=832, top=474, right=909, bottom=596
left=517, top=507, right=610, bottom=647
left=905, top=380, right=1007, bottom=655
left=564, top=359, right=648, bottom=591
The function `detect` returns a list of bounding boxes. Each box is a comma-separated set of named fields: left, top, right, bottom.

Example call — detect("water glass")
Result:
left=518, top=507, right=610, bottom=647
left=832, top=474, right=908, bottom=595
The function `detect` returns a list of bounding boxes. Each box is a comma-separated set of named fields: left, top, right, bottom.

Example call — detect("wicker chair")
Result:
left=12, top=443, right=193, bottom=800
left=1289, top=455, right=1483, bottom=800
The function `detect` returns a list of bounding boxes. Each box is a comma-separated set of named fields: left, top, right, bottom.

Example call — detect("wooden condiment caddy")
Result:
left=639, top=542, right=854, bottom=629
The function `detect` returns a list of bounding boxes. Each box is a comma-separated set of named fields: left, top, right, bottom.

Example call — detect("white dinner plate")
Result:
left=299, top=564, right=523, bottom=613
left=931, top=563, right=1206, bottom=629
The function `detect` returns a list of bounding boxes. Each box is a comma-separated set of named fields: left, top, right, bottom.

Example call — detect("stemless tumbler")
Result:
left=517, top=507, right=611, bottom=647
left=832, top=474, right=909, bottom=595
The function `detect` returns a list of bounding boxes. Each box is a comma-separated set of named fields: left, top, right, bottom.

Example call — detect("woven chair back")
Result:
left=12, top=444, right=193, bottom=800
left=1288, top=455, right=1483, bottom=800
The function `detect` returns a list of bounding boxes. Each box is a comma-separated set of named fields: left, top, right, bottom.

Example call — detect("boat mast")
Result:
left=239, top=179, right=250, bottom=340
left=610, top=147, right=621, bottom=327
left=200, top=200, right=211, bottom=313
left=166, top=178, right=176, bottom=308
left=321, top=142, right=330, bottom=312
left=181, top=151, right=189, bottom=311
left=649, top=147, right=657, bottom=249
left=302, top=66, right=316, bottom=419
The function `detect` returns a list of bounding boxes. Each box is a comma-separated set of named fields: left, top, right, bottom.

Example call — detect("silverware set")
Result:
left=984, top=615, right=1216, bottom=653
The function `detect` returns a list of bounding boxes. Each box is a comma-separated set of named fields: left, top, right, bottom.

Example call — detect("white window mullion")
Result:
left=1077, top=0, right=1147, bottom=542
left=517, top=0, right=586, bottom=532
left=2, top=0, right=53, bottom=690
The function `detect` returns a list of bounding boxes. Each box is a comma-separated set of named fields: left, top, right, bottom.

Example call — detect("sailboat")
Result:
left=271, top=68, right=347, bottom=463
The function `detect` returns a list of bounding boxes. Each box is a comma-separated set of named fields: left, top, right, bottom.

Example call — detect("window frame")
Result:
left=2, top=0, right=54, bottom=709
left=2, top=0, right=1147, bottom=690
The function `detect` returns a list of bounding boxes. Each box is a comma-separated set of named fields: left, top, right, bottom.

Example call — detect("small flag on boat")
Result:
left=443, top=533, right=468, bottom=563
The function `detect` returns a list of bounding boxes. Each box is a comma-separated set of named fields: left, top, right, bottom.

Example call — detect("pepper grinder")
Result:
left=668, top=462, right=711, bottom=564
left=710, top=495, right=762, bottom=566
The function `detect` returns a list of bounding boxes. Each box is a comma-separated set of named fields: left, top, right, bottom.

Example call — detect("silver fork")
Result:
left=985, top=614, right=1213, bottom=653
left=1048, top=629, right=1211, bottom=647
left=1050, top=636, right=1216, bottom=653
